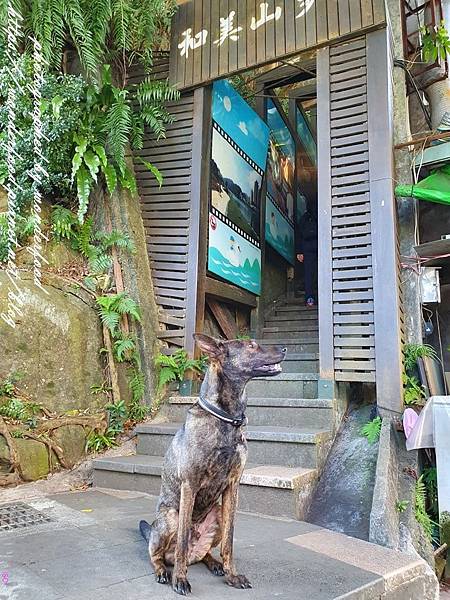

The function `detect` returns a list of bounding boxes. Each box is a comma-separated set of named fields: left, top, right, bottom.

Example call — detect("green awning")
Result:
left=395, top=164, right=450, bottom=205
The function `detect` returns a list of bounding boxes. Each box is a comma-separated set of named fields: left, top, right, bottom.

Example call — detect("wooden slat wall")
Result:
left=328, top=37, right=376, bottom=383
left=170, top=0, right=386, bottom=89
left=129, top=54, right=194, bottom=350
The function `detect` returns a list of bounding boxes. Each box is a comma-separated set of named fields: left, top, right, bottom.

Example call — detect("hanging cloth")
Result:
left=395, top=163, right=450, bottom=206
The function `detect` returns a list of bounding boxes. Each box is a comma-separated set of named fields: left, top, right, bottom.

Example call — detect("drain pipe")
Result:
left=426, top=0, right=450, bottom=128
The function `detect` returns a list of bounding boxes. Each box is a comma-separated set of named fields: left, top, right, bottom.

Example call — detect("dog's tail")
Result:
left=139, top=519, right=152, bottom=543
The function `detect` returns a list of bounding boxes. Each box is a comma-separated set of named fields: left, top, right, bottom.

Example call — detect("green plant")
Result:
left=106, top=399, right=127, bottom=435
left=68, top=64, right=178, bottom=221
left=415, top=474, right=435, bottom=540
left=422, top=466, right=439, bottom=520
left=155, top=350, right=208, bottom=392
left=96, top=292, right=141, bottom=336
left=0, top=56, right=88, bottom=212
left=10, top=430, right=24, bottom=439
left=86, top=430, right=117, bottom=452
left=90, top=381, right=112, bottom=395
left=360, top=416, right=382, bottom=444
left=396, top=500, right=410, bottom=513
left=421, top=22, right=450, bottom=62
left=404, top=343, right=437, bottom=372
left=0, top=213, right=37, bottom=263
left=0, top=372, right=23, bottom=398
left=0, top=1, right=177, bottom=78
left=403, top=373, right=427, bottom=406
left=128, top=398, right=149, bottom=422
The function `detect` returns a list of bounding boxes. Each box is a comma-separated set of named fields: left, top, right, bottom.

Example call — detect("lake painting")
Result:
left=208, top=212, right=261, bottom=295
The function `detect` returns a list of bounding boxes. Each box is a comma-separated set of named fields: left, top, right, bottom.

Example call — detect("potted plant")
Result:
left=155, top=350, right=208, bottom=397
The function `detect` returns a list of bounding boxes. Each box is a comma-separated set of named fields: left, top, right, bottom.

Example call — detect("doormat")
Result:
left=0, top=502, right=54, bottom=532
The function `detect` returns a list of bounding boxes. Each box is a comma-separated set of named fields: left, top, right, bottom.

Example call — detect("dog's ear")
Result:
left=193, top=333, right=225, bottom=358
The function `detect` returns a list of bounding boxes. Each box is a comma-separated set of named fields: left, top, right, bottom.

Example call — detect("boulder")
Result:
left=0, top=271, right=105, bottom=413
left=52, top=424, right=86, bottom=468
left=3, top=438, right=51, bottom=481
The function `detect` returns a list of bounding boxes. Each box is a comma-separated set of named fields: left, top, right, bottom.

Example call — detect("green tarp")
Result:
left=395, top=164, right=450, bottom=205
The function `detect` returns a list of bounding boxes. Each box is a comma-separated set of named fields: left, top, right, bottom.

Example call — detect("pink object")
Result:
left=1, top=572, right=9, bottom=585
left=403, top=408, right=419, bottom=439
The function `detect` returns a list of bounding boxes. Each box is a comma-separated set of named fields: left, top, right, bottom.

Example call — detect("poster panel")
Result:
left=208, top=210, right=261, bottom=295
left=265, top=99, right=295, bottom=264
left=208, top=80, right=269, bottom=294
left=265, top=197, right=295, bottom=265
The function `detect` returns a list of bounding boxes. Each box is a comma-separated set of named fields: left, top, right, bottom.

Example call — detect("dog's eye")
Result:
left=248, top=341, right=255, bottom=349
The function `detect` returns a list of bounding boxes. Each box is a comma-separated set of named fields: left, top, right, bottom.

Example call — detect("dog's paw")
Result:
left=172, top=576, right=192, bottom=596
left=225, top=574, right=252, bottom=589
left=206, top=558, right=225, bottom=576
left=155, top=569, right=171, bottom=585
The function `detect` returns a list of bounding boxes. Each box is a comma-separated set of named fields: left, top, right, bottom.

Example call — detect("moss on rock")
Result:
left=0, top=271, right=105, bottom=413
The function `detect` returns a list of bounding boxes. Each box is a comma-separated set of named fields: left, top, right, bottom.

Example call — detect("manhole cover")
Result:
left=0, top=502, right=54, bottom=532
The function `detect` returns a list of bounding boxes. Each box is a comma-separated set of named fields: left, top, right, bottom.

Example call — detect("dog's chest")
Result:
left=193, top=436, right=247, bottom=518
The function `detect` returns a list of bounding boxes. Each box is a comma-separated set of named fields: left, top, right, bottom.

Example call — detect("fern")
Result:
left=415, top=475, right=435, bottom=540
left=3, top=0, right=176, bottom=78
left=113, top=292, right=141, bottom=321
left=95, top=230, right=135, bottom=253
left=114, top=335, right=136, bottom=362
left=103, top=91, right=132, bottom=174
left=129, top=366, right=145, bottom=402
left=360, top=416, right=382, bottom=444
left=51, top=206, right=77, bottom=241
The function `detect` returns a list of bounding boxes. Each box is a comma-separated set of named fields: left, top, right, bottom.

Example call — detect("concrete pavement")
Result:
left=0, top=488, right=437, bottom=599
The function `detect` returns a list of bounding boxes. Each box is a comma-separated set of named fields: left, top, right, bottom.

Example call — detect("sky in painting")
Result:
left=212, top=79, right=270, bottom=171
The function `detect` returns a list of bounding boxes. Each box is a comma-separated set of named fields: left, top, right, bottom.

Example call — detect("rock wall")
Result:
left=0, top=270, right=105, bottom=413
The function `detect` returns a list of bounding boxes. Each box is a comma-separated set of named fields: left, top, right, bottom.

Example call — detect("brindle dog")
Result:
left=139, top=333, right=286, bottom=596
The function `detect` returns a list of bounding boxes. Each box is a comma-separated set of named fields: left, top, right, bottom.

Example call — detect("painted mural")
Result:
left=265, top=99, right=296, bottom=265
left=208, top=211, right=261, bottom=295
left=265, top=197, right=295, bottom=265
left=208, top=80, right=269, bottom=294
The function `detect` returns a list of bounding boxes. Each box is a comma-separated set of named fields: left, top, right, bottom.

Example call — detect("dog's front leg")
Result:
left=221, top=480, right=252, bottom=589
left=173, top=481, right=195, bottom=596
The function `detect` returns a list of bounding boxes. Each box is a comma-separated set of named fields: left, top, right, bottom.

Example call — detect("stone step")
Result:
left=257, top=338, right=319, bottom=353
left=135, top=422, right=331, bottom=469
left=272, top=303, right=315, bottom=313
left=246, top=372, right=319, bottom=398
left=263, top=328, right=318, bottom=340
left=267, top=311, right=318, bottom=322
left=160, top=396, right=332, bottom=428
left=92, top=454, right=318, bottom=520
left=280, top=353, right=319, bottom=373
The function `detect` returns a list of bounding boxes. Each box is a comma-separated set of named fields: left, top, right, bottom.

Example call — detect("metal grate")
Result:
left=0, top=502, right=54, bottom=532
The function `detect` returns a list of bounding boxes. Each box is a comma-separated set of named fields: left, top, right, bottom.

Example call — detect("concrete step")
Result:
left=160, top=396, right=332, bottom=429
left=92, top=455, right=318, bottom=520
left=266, top=311, right=318, bottom=322
left=263, top=329, right=318, bottom=340
left=246, top=372, right=318, bottom=398
left=281, top=353, right=318, bottom=373
left=272, top=303, right=315, bottom=312
left=135, top=422, right=331, bottom=469
left=257, top=338, right=319, bottom=353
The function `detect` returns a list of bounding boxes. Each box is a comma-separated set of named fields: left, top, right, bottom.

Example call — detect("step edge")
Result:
left=93, top=456, right=318, bottom=490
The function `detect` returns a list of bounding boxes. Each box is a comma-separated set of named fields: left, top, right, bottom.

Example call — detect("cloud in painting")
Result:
left=238, top=121, right=248, bottom=136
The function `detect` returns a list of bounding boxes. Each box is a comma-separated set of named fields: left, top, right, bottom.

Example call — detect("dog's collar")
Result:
left=197, top=396, right=247, bottom=428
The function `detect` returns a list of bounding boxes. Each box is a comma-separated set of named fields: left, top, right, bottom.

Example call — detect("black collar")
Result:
left=197, top=396, right=247, bottom=428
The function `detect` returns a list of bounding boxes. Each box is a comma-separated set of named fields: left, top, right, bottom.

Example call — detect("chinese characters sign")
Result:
left=170, top=0, right=386, bottom=88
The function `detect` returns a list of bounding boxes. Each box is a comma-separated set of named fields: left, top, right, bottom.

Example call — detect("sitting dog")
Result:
left=139, top=334, right=286, bottom=595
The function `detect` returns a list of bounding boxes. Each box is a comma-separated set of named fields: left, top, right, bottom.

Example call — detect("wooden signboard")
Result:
left=169, top=0, right=386, bottom=89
